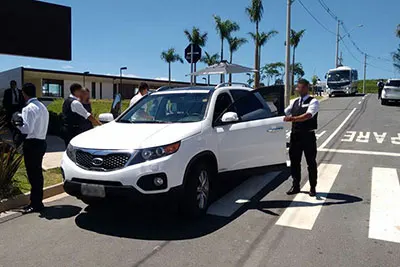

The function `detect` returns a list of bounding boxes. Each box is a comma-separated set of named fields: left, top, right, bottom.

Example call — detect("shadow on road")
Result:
left=39, top=205, right=82, bottom=220
left=74, top=170, right=291, bottom=241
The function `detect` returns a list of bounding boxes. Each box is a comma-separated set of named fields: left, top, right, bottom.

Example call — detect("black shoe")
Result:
left=309, top=187, right=316, bottom=197
left=22, top=204, right=44, bottom=214
left=286, top=186, right=300, bottom=195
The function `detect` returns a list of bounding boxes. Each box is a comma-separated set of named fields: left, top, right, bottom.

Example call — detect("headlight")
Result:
left=128, top=141, right=181, bottom=165
left=66, top=144, right=76, bottom=162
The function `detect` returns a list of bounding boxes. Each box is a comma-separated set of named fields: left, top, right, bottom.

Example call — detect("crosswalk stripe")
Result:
left=369, top=167, right=400, bottom=243
left=275, top=163, right=341, bottom=230
left=316, top=130, right=326, bottom=140
left=207, top=171, right=280, bottom=217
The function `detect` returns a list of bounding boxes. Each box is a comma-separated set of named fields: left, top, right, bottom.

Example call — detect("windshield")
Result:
left=118, top=92, right=210, bottom=123
left=327, top=70, right=351, bottom=82
left=387, top=80, right=400, bottom=87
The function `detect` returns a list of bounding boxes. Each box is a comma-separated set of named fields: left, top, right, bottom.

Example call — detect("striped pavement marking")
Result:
left=275, top=163, right=342, bottom=230
left=207, top=171, right=280, bottom=217
left=369, top=167, right=400, bottom=243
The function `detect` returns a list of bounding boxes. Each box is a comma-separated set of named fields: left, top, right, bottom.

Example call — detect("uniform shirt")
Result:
left=129, top=93, right=144, bottom=107
left=17, top=98, right=49, bottom=140
left=69, top=94, right=91, bottom=119
left=284, top=95, right=319, bottom=117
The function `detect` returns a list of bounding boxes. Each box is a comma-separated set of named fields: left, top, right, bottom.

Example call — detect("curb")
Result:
left=0, top=183, right=64, bottom=213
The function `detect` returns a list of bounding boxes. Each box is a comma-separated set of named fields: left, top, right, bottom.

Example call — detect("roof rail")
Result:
left=215, top=82, right=251, bottom=89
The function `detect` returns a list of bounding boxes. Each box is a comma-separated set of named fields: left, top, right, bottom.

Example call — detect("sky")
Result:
left=1, top=0, right=399, bottom=84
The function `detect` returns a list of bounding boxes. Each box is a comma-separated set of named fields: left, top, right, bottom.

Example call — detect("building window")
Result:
left=91, top=82, right=96, bottom=99
left=100, top=82, right=103, bottom=99
left=42, top=79, right=64, bottom=97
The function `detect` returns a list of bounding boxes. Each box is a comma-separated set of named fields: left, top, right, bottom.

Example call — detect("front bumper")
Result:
left=61, top=150, right=186, bottom=195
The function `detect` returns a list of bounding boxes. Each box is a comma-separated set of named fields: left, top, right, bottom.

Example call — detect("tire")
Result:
left=381, top=99, right=387, bottom=105
left=180, top=162, right=213, bottom=218
left=329, top=94, right=332, bottom=98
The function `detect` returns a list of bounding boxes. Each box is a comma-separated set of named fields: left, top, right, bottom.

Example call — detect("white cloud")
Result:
left=23, top=65, right=31, bottom=68
left=105, top=73, right=140, bottom=78
left=62, top=65, right=74, bottom=69
left=154, top=77, right=175, bottom=81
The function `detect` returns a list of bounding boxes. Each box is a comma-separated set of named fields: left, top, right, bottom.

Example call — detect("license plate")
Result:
left=81, top=183, right=105, bottom=198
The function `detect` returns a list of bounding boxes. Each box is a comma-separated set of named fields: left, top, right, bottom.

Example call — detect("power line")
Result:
left=297, top=0, right=336, bottom=35
left=340, top=39, right=362, bottom=64
left=317, top=0, right=338, bottom=21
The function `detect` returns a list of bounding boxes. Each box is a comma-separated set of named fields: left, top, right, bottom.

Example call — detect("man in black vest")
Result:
left=62, top=83, right=101, bottom=147
left=284, top=79, right=320, bottom=197
left=2, top=80, right=24, bottom=128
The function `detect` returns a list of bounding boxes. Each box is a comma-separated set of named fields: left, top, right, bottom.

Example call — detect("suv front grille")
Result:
left=76, top=150, right=131, bottom=171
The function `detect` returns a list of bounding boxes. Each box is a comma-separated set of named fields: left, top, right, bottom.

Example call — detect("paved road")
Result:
left=1, top=94, right=399, bottom=267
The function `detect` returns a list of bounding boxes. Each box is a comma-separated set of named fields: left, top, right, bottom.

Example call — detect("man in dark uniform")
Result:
left=62, top=83, right=101, bottom=147
left=377, top=80, right=385, bottom=100
left=284, top=79, right=320, bottom=197
left=2, top=80, right=24, bottom=128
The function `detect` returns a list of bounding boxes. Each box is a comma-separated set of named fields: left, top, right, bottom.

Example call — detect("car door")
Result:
left=214, top=89, right=286, bottom=172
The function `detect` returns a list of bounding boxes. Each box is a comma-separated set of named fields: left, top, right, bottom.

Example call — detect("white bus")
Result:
left=326, top=66, right=358, bottom=97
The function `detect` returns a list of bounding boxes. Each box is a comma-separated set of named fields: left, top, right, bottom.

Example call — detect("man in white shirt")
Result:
left=62, top=83, right=101, bottom=146
left=284, top=79, right=320, bottom=197
left=16, top=83, right=49, bottom=213
left=129, top=82, right=149, bottom=107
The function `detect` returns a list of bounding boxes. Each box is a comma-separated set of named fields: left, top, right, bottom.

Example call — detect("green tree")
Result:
left=394, top=24, right=400, bottom=72
left=228, top=36, right=247, bottom=83
left=293, top=63, right=305, bottom=81
left=249, top=31, right=278, bottom=68
left=184, top=27, right=208, bottom=83
left=290, top=29, right=306, bottom=93
left=246, top=0, right=264, bottom=88
left=396, top=24, right=400, bottom=38
left=160, top=48, right=184, bottom=84
left=311, top=75, right=319, bottom=95
left=201, top=52, right=220, bottom=84
left=262, top=62, right=284, bottom=85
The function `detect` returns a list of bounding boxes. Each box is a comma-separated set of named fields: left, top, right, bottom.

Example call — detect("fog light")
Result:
left=154, top=177, right=164, bottom=186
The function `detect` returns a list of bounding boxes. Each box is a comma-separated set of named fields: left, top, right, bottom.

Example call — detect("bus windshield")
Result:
left=328, top=70, right=351, bottom=82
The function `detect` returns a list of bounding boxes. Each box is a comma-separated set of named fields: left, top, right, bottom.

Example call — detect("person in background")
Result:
left=284, top=79, right=320, bottom=197
left=2, top=80, right=24, bottom=128
left=62, top=83, right=101, bottom=147
left=16, top=83, right=49, bottom=213
left=377, top=79, right=385, bottom=100
left=80, top=88, right=94, bottom=132
left=129, top=82, right=149, bottom=107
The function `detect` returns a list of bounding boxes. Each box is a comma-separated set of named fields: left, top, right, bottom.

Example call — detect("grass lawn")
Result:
left=13, top=161, right=62, bottom=194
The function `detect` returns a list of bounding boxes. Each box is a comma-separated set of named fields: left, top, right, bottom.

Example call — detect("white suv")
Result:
left=61, top=84, right=287, bottom=217
left=381, top=79, right=400, bottom=105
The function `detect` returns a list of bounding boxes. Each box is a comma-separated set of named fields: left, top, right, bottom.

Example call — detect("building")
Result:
left=0, top=67, right=199, bottom=102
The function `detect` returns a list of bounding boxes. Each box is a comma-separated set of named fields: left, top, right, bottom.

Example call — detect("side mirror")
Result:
left=99, top=113, right=114, bottom=124
left=221, top=112, right=239, bottom=123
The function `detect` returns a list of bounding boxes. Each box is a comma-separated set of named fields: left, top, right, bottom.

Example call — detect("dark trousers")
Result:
left=289, top=131, right=318, bottom=188
left=23, top=139, right=47, bottom=208
left=62, top=126, right=81, bottom=147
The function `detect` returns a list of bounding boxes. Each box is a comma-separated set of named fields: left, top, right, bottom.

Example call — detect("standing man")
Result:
left=16, top=83, right=49, bottom=213
left=377, top=79, right=385, bottom=100
left=129, top=82, right=149, bottom=107
left=284, top=79, right=320, bottom=197
left=2, top=80, right=24, bottom=127
left=62, top=83, right=101, bottom=147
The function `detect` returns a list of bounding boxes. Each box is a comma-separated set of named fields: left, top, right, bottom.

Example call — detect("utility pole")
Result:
left=284, top=0, right=292, bottom=108
left=363, top=53, right=367, bottom=94
left=335, top=20, right=341, bottom=68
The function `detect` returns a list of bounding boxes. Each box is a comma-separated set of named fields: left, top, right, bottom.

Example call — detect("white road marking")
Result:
left=369, top=167, right=400, bottom=243
left=275, top=164, right=341, bottom=230
left=207, top=171, right=280, bottom=217
left=373, top=132, right=387, bottom=144
left=286, top=130, right=291, bottom=139
left=358, top=101, right=362, bottom=104
left=356, top=132, right=370, bottom=143
left=315, top=130, right=326, bottom=140
left=318, top=108, right=357, bottom=149
left=392, top=134, right=400, bottom=145
left=341, top=131, right=357, bottom=142
left=318, top=148, right=400, bottom=157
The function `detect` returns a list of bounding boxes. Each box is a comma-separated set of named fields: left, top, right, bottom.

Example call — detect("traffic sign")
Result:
left=185, top=44, right=202, bottom=64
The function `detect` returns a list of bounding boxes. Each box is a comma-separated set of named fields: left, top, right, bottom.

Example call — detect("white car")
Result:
left=381, top=79, right=400, bottom=105
left=61, top=83, right=287, bottom=217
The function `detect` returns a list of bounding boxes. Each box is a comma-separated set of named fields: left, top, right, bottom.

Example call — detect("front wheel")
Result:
left=180, top=163, right=212, bottom=218
left=381, top=99, right=387, bottom=105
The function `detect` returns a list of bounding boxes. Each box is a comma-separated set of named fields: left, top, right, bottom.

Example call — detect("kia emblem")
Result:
left=92, top=157, right=104, bottom=166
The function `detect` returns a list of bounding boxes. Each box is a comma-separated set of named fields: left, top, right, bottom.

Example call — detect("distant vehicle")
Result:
left=62, top=83, right=287, bottom=217
left=326, top=66, right=358, bottom=97
left=381, top=79, right=400, bottom=105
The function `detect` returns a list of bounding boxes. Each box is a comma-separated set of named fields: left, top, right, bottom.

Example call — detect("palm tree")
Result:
left=228, top=37, right=247, bottom=83
left=213, top=15, right=240, bottom=82
left=249, top=30, right=278, bottom=69
left=201, top=52, right=220, bottom=85
left=184, top=27, right=208, bottom=84
left=160, top=48, right=184, bottom=84
left=290, top=29, right=306, bottom=93
left=396, top=24, right=400, bottom=38
left=246, top=0, right=264, bottom=88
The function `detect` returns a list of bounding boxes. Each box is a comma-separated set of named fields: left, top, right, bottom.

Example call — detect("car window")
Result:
left=230, top=91, right=272, bottom=121
left=213, top=93, right=233, bottom=123
left=387, top=80, right=400, bottom=87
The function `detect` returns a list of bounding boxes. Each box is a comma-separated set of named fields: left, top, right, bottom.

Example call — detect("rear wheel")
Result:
left=181, top=162, right=212, bottom=218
